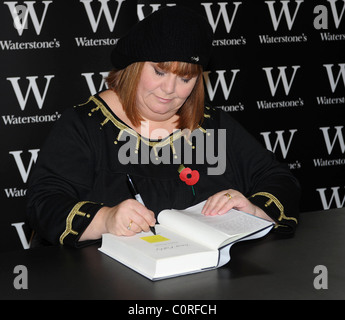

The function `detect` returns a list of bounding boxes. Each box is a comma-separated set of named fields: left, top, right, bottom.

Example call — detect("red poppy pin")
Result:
left=178, top=165, right=199, bottom=196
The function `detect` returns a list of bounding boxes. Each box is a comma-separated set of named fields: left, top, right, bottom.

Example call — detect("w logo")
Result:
left=137, top=3, right=176, bottom=21
left=80, top=0, right=125, bottom=32
left=4, top=1, right=52, bottom=35
left=265, top=0, right=304, bottom=31
left=203, top=69, right=240, bottom=101
left=319, top=126, right=345, bottom=155
left=323, top=63, right=345, bottom=93
left=260, top=129, right=297, bottom=159
left=7, top=75, right=54, bottom=110
left=328, top=0, right=345, bottom=29
left=263, top=65, right=300, bottom=96
left=202, top=2, right=242, bottom=33
left=9, top=149, right=40, bottom=184
left=81, top=72, right=109, bottom=95
left=316, top=186, right=345, bottom=209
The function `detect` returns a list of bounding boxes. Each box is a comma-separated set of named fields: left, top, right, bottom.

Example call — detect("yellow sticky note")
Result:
left=140, top=235, right=170, bottom=243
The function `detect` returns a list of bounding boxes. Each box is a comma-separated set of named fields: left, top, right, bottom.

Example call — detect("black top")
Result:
left=26, top=94, right=300, bottom=247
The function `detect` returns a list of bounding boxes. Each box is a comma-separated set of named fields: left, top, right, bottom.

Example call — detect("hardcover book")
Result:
left=99, top=201, right=274, bottom=280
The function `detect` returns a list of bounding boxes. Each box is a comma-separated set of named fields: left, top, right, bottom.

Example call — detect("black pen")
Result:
left=126, top=174, right=156, bottom=235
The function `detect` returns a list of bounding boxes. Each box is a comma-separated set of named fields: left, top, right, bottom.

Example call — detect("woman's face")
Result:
left=136, top=62, right=198, bottom=122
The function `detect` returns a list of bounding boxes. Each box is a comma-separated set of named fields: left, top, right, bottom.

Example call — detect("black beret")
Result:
left=111, top=6, right=213, bottom=70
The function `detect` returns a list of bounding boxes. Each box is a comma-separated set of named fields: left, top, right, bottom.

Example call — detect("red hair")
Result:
left=106, top=61, right=204, bottom=130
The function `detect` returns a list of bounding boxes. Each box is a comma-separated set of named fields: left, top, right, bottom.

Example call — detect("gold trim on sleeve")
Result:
left=59, top=201, right=93, bottom=245
left=250, top=192, right=298, bottom=224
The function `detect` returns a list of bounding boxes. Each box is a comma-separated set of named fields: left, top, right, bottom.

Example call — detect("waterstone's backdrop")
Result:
left=0, top=0, right=344, bottom=251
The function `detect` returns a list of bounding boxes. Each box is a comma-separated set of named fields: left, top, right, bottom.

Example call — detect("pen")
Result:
left=126, top=174, right=156, bottom=235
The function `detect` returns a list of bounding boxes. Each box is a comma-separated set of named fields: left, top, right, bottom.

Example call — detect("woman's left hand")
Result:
left=202, top=189, right=275, bottom=222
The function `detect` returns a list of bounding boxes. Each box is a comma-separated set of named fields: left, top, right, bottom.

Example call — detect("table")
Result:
left=1, top=208, right=344, bottom=301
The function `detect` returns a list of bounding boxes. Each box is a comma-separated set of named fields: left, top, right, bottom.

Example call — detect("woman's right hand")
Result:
left=103, top=199, right=156, bottom=236
left=79, top=199, right=156, bottom=241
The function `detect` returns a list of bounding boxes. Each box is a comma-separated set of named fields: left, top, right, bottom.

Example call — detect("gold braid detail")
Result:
left=59, top=201, right=93, bottom=245
left=86, top=96, right=209, bottom=152
left=250, top=192, right=298, bottom=224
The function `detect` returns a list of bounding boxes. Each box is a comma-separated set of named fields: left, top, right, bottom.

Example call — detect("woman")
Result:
left=27, top=6, right=300, bottom=247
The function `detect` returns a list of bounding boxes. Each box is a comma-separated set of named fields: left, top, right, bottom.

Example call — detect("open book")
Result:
left=99, top=201, right=274, bottom=280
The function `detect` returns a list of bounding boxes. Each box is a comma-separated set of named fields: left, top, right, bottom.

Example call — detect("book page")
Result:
left=158, top=209, right=230, bottom=250
left=158, top=201, right=273, bottom=249
left=187, top=206, right=272, bottom=235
